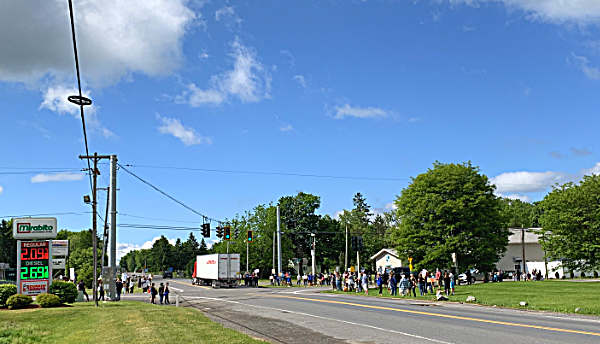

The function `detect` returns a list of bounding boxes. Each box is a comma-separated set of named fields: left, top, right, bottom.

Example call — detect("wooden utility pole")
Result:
left=345, top=225, right=348, bottom=272
left=521, top=227, right=526, bottom=276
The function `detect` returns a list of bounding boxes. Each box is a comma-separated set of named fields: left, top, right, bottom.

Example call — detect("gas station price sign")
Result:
left=20, top=241, right=50, bottom=280
left=17, top=240, right=52, bottom=295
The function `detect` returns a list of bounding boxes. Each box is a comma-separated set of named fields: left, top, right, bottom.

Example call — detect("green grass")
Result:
left=0, top=301, right=263, bottom=344
left=323, top=281, right=600, bottom=316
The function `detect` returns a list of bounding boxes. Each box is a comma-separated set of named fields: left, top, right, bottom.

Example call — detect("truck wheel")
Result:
left=212, top=280, right=217, bottom=288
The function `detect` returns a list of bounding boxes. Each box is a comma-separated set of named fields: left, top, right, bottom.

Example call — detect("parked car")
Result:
left=389, top=267, right=412, bottom=278
left=458, top=269, right=485, bottom=284
left=163, top=271, right=173, bottom=278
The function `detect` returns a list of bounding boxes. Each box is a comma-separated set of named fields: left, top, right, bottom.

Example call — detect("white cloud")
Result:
left=550, top=151, right=564, bottom=159
left=0, top=184, right=3, bottom=195
left=491, top=162, right=600, bottom=195
left=39, top=85, right=114, bottom=138
left=449, top=0, right=600, bottom=25
left=462, top=24, right=474, bottom=32
left=333, top=104, right=390, bottom=120
left=157, top=114, right=211, bottom=146
left=0, top=0, right=197, bottom=88
left=215, top=6, right=242, bottom=29
left=280, top=124, right=293, bottom=132
left=570, top=53, right=600, bottom=80
left=117, top=236, right=177, bottom=262
left=500, top=193, right=533, bottom=202
left=293, top=75, right=307, bottom=88
left=31, top=172, right=84, bottom=183
left=280, top=50, right=295, bottom=66
left=181, top=37, right=272, bottom=106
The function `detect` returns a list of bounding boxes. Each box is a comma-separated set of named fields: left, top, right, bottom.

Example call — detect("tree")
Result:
left=391, top=161, right=509, bottom=273
left=278, top=192, right=321, bottom=273
left=0, top=220, right=16, bottom=268
left=501, top=198, right=536, bottom=228
left=539, top=175, right=600, bottom=272
left=149, top=236, right=173, bottom=272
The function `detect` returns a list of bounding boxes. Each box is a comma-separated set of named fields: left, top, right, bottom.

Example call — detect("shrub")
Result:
left=0, top=284, right=17, bottom=307
left=594, top=271, right=598, bottom=278
left=48, top=281, right=78, bottom=304
left=7, top=294, right=33, bottom=310
left=36, top=293, right=61, bottom=308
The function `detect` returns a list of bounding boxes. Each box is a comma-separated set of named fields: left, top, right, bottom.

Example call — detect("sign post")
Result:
left=13, top=218, right=57, bottom=297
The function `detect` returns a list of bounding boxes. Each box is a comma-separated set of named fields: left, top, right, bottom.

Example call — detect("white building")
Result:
left=370, top=248, right=403, bottom=273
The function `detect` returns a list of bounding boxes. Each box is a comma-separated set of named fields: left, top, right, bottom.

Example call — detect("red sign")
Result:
left=207, top=260, right=216, bottom=264
left=20, top=280, right=49, bottom=296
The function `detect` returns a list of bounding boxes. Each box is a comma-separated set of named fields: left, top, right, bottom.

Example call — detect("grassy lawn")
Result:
left=323, top=281, right=600, bottom=316
left=0, top=301, right=263, bottom=344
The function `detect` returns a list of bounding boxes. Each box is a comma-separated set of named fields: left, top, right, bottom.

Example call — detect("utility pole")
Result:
left=277, top=206, right=282, bottom=275
left=246, top=240, right=249, bottom=273
left=272, top=232, right=276, bottom=275
left=357, top=251, right=360, bottom=275
left=521, top=227, right=526, bottom=275
left=108, top=155, right=117, bottom=300
left=100, top=187, right=110, bottom=274
left=311, top=233, right=316, bottom=275
left=345, top=225, right=348, bottom=272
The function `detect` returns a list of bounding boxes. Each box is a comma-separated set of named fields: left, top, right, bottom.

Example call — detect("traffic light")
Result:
left=351, top=236, right=357, bottom=251
left=357, top=236, right=363, bottom=252
left=224, top=226, right=231, bottom=240
left=247, top=230, right=253, bottom=242
left=216, top=226, right=223, bottom=239
left=234, top=228, right=240, bottom=239
left=201, top=223, right=210, bottom=238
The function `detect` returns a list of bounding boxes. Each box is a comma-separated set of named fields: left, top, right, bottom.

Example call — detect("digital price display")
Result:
left=17, top=240, right=52, bottom=296
left=20, top=241, right=50, bottom=280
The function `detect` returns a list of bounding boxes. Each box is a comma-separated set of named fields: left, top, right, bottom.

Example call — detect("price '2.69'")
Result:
left=20, top=266, right=49, bottom=280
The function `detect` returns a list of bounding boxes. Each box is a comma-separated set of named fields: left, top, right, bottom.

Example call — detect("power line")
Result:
left=118, top=164, right=224, bottom=224
left=0, top=169, right=83, bottom=175
left=123, top=164, right=411, bottom=182
left=0, top=212, right=92, bottom=219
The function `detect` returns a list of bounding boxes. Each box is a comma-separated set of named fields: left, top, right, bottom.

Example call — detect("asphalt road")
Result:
left=120, top=277, right=600, bottom=344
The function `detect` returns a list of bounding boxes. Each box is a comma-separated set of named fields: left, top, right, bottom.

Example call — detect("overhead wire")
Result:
left=118, top=164, right=224, bottom=224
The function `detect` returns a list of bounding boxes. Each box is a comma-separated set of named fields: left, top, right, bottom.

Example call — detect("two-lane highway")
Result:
left=125, top=277, right=600, bottom=344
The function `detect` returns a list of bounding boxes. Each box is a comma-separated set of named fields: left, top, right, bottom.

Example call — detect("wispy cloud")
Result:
left=293, top=75, right=307, bottom=88
left=180, top=37, right=272, bottom=106
left=215, top=6, right=242, bottom=29
left=39, top=85, right=114, bottom=138
left=156, top=114, right=210, bottom=146
left=19, top=121, right=51, bottom=139
left=332, top=104, right=390, bottom=120
left=280, top=124, right=293, bottom=132
left=550, top=151, right=564, bottom=159
left=570, top=53, right=600, bottom=80
left=0, top=184, right=3, bottom=195
left=280, top=50, right=295, bottom=66
left=31, top=172, right=84, bottom=183
left=462, top=24, right=474, bottom=32
left=571, top=147, right=592, bottom=156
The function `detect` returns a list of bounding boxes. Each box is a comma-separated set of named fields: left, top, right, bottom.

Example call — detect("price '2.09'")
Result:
left=20, top=266, right=49, bottom=280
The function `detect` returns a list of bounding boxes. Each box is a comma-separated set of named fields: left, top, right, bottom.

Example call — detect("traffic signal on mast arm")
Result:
left=247, top=230, right=253, bottom=242
left=357, top=236, right=363, bottom=252
left=216, top=226, right=223, bottom=239
left=351, top=236, right=357, bottom=251
left=224, top=226, right=231, bottom=240
left=201, top=223, right=210, bottom=238
left=234, top=227, right=240, bottom=239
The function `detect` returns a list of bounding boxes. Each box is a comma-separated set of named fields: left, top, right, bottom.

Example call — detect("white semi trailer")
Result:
left=191, top=253, right=240, bottom=288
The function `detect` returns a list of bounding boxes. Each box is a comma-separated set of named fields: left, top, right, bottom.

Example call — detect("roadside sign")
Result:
left=350, top=266, right=355, bottom=273
left=52, top=240, right=69, bottom=256
left=17, top=240, right=52, bottom=296
left=13, top=218, right=57, bottom=239
left=169, top=267, right=173, bottom=272
left=52, top=258, right=66, bottom=269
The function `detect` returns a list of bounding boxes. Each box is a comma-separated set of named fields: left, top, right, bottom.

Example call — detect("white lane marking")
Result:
left=186, top=296, right=452, bottom=343
left=169, top=287, right=184, bottom=292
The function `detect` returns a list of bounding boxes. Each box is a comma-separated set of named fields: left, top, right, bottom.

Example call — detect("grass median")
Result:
left=323, top=281, right=600, bottom=316
left=0, top=301, right=263, bottom=344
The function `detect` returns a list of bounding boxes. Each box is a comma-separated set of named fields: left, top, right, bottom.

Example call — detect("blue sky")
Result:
left=1, top=0, right=599, bottom=258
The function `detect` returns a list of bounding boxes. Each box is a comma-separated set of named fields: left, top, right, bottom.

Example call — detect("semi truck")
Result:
left=191, top=253, right=240, bottom=288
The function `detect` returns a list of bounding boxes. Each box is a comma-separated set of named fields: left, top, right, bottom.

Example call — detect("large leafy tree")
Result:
left=0, top=220, right=16, bottom=268
left=278, top=192, right=321, bottom=273
left=149, top=236, right=173, bottom=272
left=392, top=161, right=508, bottom=272
left=539, top=175, right=600, bottom=272
left=501, top=198, right=536, bottom=228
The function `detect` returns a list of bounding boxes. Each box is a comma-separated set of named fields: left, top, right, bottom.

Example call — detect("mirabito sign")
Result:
left=13, top=218, right=57, bottom=239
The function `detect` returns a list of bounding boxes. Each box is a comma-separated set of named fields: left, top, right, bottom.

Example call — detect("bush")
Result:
left=0, top=284, right=17, bottom=307
left=594, top=271, right=598, bottom=278
left=48, top=281, right=78, bottom=304
left=36, top=293, right=61, bottom=308
left=6, top=294, right=33, bottom=309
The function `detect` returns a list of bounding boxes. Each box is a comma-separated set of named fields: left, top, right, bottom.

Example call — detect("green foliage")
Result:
left=540, top=174, right=600, bottom=272
left=48, top=281, right=78, bottom=304
left=36, top=293, right=61, bottom=308
left=6, top=294, right=33, bottom=309
left=392, top=161, right=509, bottom=272
left=501, top=198, right=536, bottom=228
left=0, top=220, right=16, bottom=268
left=0, top=284, right=17, bottom=307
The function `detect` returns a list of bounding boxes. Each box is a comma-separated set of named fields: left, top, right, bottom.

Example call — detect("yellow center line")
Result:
left=168, top=279, right=211, bottom=290
left=265, top=295, right=600, bottom=337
